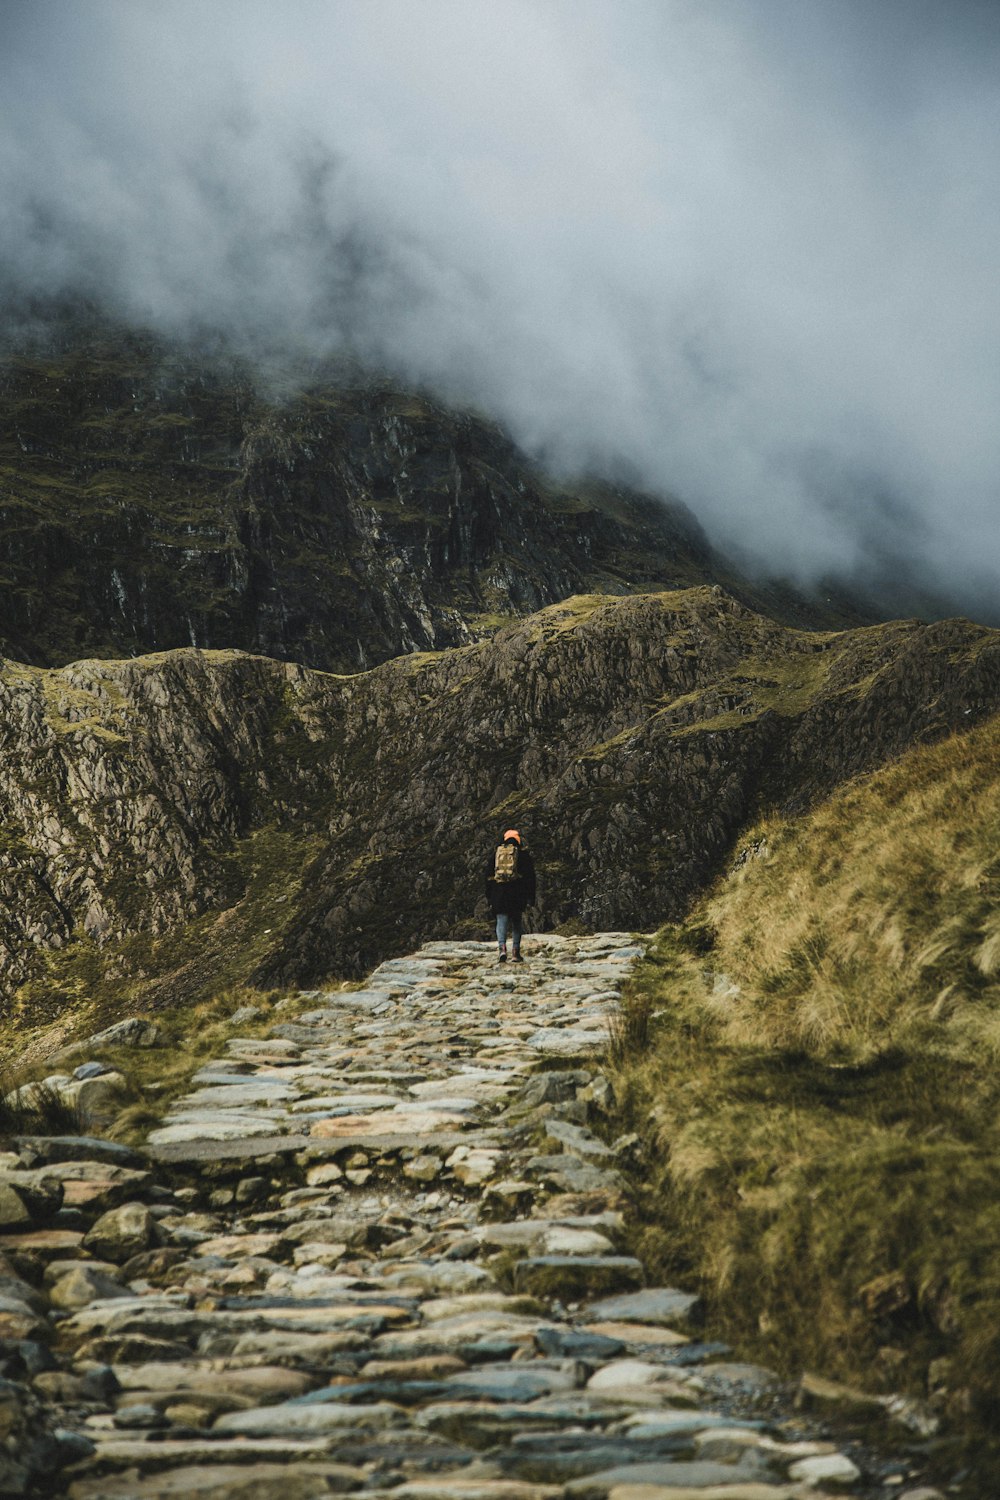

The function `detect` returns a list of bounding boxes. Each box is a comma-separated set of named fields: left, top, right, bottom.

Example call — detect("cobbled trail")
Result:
left=2, top=936, right=934, bottom=1498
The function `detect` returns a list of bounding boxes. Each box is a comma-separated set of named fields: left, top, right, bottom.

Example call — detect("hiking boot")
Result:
left=497, top=951, right=507, bottom=963
left=511, top=951, right=523, bottom=963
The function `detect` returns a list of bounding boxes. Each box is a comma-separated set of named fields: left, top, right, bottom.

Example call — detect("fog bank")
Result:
left=2, top=0, right=998, bottom=615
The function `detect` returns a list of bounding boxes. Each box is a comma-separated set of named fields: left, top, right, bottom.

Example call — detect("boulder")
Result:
left=0, top=1184, right=32, bottom=1231
left=62, top=1071, right=129, bottom=1120
left=788, top=1453, right=862, bottom=1488
left=82, top=1202, right=157, bottom=1263
left=83, top=1018, right=159, bottom=1049
left=0, top=1172, right=64, bottom=1226
left=48, top=1265, right=130, bottom=1310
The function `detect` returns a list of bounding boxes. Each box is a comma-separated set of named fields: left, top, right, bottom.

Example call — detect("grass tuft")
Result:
left=0, top=1073, right=86, bottom=1139
left=606, top=988, right=653, bottom=1065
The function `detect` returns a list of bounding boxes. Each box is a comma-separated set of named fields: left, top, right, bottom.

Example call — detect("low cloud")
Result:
left=1, top=0, right=998, bottom=616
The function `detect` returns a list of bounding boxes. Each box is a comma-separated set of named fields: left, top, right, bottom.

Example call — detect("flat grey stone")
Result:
left=535, top=1327, right=626, bottom=1360
left=149, top=1112, right=291, bottom=1145
left=694, top=1361, right=783, bottom=1397
left=378, top=1261, right=491, bottom=1295
left=526, top=1156, right=623, bottom=1194
left=444, top=1364, right=580, bottom=1401
left=470, top=1220, right=544, bottom=1249
left=538, top=1227, right=616, bottom=1256
left=374, top=1311, right=556, bottom=1357
left=148, top=1134, right=310, bottom=1165
left=565, top=1460, right=766, bottom=1497
left=67, top=1462, right=367, bottom=1498
left=15, top=1136, right=145, bottom=1168
left=214, top=1400, right=401, bottom=1434
left=788, top=1453, right=861, bottom=1486
left=112, top=1362, right=313, bottom=1400
left=499, top=1436, right=696, bottom=1482
left=73, top=1061, right=113, bottom=1080
left=64, top=1297, right=217, bottom=1342
left=315, top=988, right=404, bottom=1008
left=622, top=1413, right=744, bottom=1437
left=283, top=1378, right=449, bottom=1406
left=188, top=1067, right=255, bottom=1085
left=417, top=1397, right=615, bottom=1441
left=78, top=1437, right=344, bottom=1470
left=228, top=1329, right=372, bottom=1361
left=525, top=1028, right=607, bottom=1056
left=542, top=1119, right=614, bottom=1160
left=113, top=1401, right=167, bottom=1430
left=229, top=1004, right=263, bottom=1025
left=292, top=1093, right=403, bottom=1112
left=174, top=1082, right=297, bottom=1108
left=585, top=1288, right=703, bottom=1331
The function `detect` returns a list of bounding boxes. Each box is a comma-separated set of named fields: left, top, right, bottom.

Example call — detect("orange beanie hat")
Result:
left=503, top=829, right=522, bottom=844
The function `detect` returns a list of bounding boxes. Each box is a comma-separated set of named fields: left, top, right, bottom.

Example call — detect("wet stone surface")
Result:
left=0, top=936, right=940, bottom=1497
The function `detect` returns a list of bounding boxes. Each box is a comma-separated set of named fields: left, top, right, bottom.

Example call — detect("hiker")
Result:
left=485, top=828, right=536, bottom=963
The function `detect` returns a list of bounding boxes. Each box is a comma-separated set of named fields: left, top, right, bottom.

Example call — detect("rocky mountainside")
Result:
left=0, top=323, right=858, bottom=676
left=2, top=585, right=998, bottom=1034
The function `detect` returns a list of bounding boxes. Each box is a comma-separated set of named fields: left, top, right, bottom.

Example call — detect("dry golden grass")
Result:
left=611, top=713, right=1000, bottom=1484
left=0, top=1073, right=86, bottom=1137
left=700, top=717, right=1000, bottom=1060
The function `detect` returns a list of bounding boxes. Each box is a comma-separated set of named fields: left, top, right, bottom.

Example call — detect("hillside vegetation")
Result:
left=1, top=588, right=998, bottom=1060
left=613, top=712, right=1000, bottom=1471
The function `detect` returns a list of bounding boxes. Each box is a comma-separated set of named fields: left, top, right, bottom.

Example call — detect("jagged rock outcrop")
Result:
left=0, top=585, right=998, bottom=1022
left=0, top=326, right=849, bottom=674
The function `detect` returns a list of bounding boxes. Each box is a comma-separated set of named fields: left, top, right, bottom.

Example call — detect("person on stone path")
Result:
left=485, top=828, right=536, bottom=963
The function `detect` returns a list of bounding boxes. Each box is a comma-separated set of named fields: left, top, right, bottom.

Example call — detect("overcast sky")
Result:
left=1, top=0, right=998, bottom=614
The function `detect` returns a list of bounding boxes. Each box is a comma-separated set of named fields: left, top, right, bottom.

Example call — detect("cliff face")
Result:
left=2, top=586, right=998, bottom=1026
left=1, top=327, right=838, bottom=674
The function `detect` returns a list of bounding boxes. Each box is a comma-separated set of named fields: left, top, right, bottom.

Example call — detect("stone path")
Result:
left=0, top=936, right=939, bottom=1498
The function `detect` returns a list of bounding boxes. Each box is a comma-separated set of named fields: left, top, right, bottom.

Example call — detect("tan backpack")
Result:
left=493, top=843, right=519, bottom=882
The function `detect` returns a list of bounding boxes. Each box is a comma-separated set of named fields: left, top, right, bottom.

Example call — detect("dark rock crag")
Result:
left=0, top=329, right=841, bottom=675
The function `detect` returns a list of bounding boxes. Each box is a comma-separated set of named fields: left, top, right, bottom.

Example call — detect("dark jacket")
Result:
left=485, top=842, right=536, bottom=916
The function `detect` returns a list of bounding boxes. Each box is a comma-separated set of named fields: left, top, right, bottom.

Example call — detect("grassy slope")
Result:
left=613, top=712, right=1000, bottom=1472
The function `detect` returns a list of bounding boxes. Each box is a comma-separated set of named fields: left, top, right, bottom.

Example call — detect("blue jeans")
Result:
left=496, top=913, right=522, bottom=952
